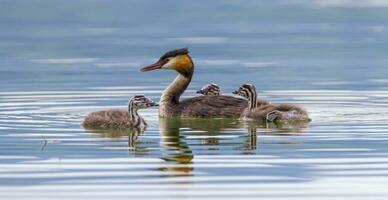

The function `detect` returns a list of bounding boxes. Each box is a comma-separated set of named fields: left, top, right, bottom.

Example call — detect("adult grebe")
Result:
left=82, top=95, right=158, bottom=128
left=140, top=48, right=251, bottom=118
left=233, top=84, right=310, bottom=122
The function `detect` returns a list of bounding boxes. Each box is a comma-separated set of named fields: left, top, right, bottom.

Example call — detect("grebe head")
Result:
left=232, top=84, right=256, bottom=99
left=129, top=95, right=158, bottom=110
left=140, top=48, right=193, bottom=77
left=196, top=83, right=220, bottom=96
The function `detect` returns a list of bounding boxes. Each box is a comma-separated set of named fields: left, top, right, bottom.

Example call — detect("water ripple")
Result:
left=1, top=88, right=388, bottom=199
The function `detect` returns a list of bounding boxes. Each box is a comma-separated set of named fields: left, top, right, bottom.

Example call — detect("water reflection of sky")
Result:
left=1, top=86, right=388, bottom=199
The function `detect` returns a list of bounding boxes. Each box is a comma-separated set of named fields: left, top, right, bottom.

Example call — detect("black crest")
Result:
left=159, top=48, right=189, bottom=60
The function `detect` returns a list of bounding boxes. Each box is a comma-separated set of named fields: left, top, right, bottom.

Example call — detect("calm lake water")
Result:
left=1, top=1, right=388, bottom=199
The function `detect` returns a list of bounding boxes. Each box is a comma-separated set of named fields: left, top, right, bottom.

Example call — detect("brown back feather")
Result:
left=82, top=109, right=134, bottom=128
left=177, top=95, right=247, bottom=117
left=245, top=103, right=309, bottom=120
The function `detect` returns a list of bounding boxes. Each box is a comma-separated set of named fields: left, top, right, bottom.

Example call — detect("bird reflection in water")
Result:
left=85, top=117, right=309, bottom=176
left=245, top=122, right=258, bottom=151
left=157, top=117, right=194, bottom=176
left=84, top=127, right=146, bottom=152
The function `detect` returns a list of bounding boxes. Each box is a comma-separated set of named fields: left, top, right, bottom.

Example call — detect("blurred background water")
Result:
left=1, top=0, right=388, bottom=199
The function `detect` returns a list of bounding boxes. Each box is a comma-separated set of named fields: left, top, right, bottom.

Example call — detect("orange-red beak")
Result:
left=139, top=61, right=164, bottom=72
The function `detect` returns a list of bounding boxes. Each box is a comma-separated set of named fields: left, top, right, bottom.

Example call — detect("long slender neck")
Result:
left=247, top=88, right=257, bottom=110
left=160, top=72, right=193, bottom=105
left=160, top=57, right=194, bottom=105
left=128, top=101, right=143, bottom=127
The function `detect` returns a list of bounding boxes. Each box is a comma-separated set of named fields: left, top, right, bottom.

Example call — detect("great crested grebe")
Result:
left=82, top=95, right=158, bottom=128
left=197, top=83, right=221, bottom=96
left=233, top=84, right=310, bottom=122
left=140, top=48, right=252, bottom=118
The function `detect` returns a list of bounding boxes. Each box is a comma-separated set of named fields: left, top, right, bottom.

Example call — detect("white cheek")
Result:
left=162, top=63, right=173, bottom=69
left=161, top=58, right=177, bottom=69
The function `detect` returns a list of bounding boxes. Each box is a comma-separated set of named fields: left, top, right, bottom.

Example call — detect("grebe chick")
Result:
left=82, top=95, right=158, bottom=129
left=233, top=84, right=310, bottom=122
left=197, top=83, right=221, bottom=96
left=196, top=83, right=270, bottom=106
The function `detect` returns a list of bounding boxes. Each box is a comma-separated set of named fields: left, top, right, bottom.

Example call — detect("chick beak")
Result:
left=139, top=61, right=163, bottom=72
left=196, top=90, right=203, bottom=94
left=232, top=90, right=238, bottom=95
